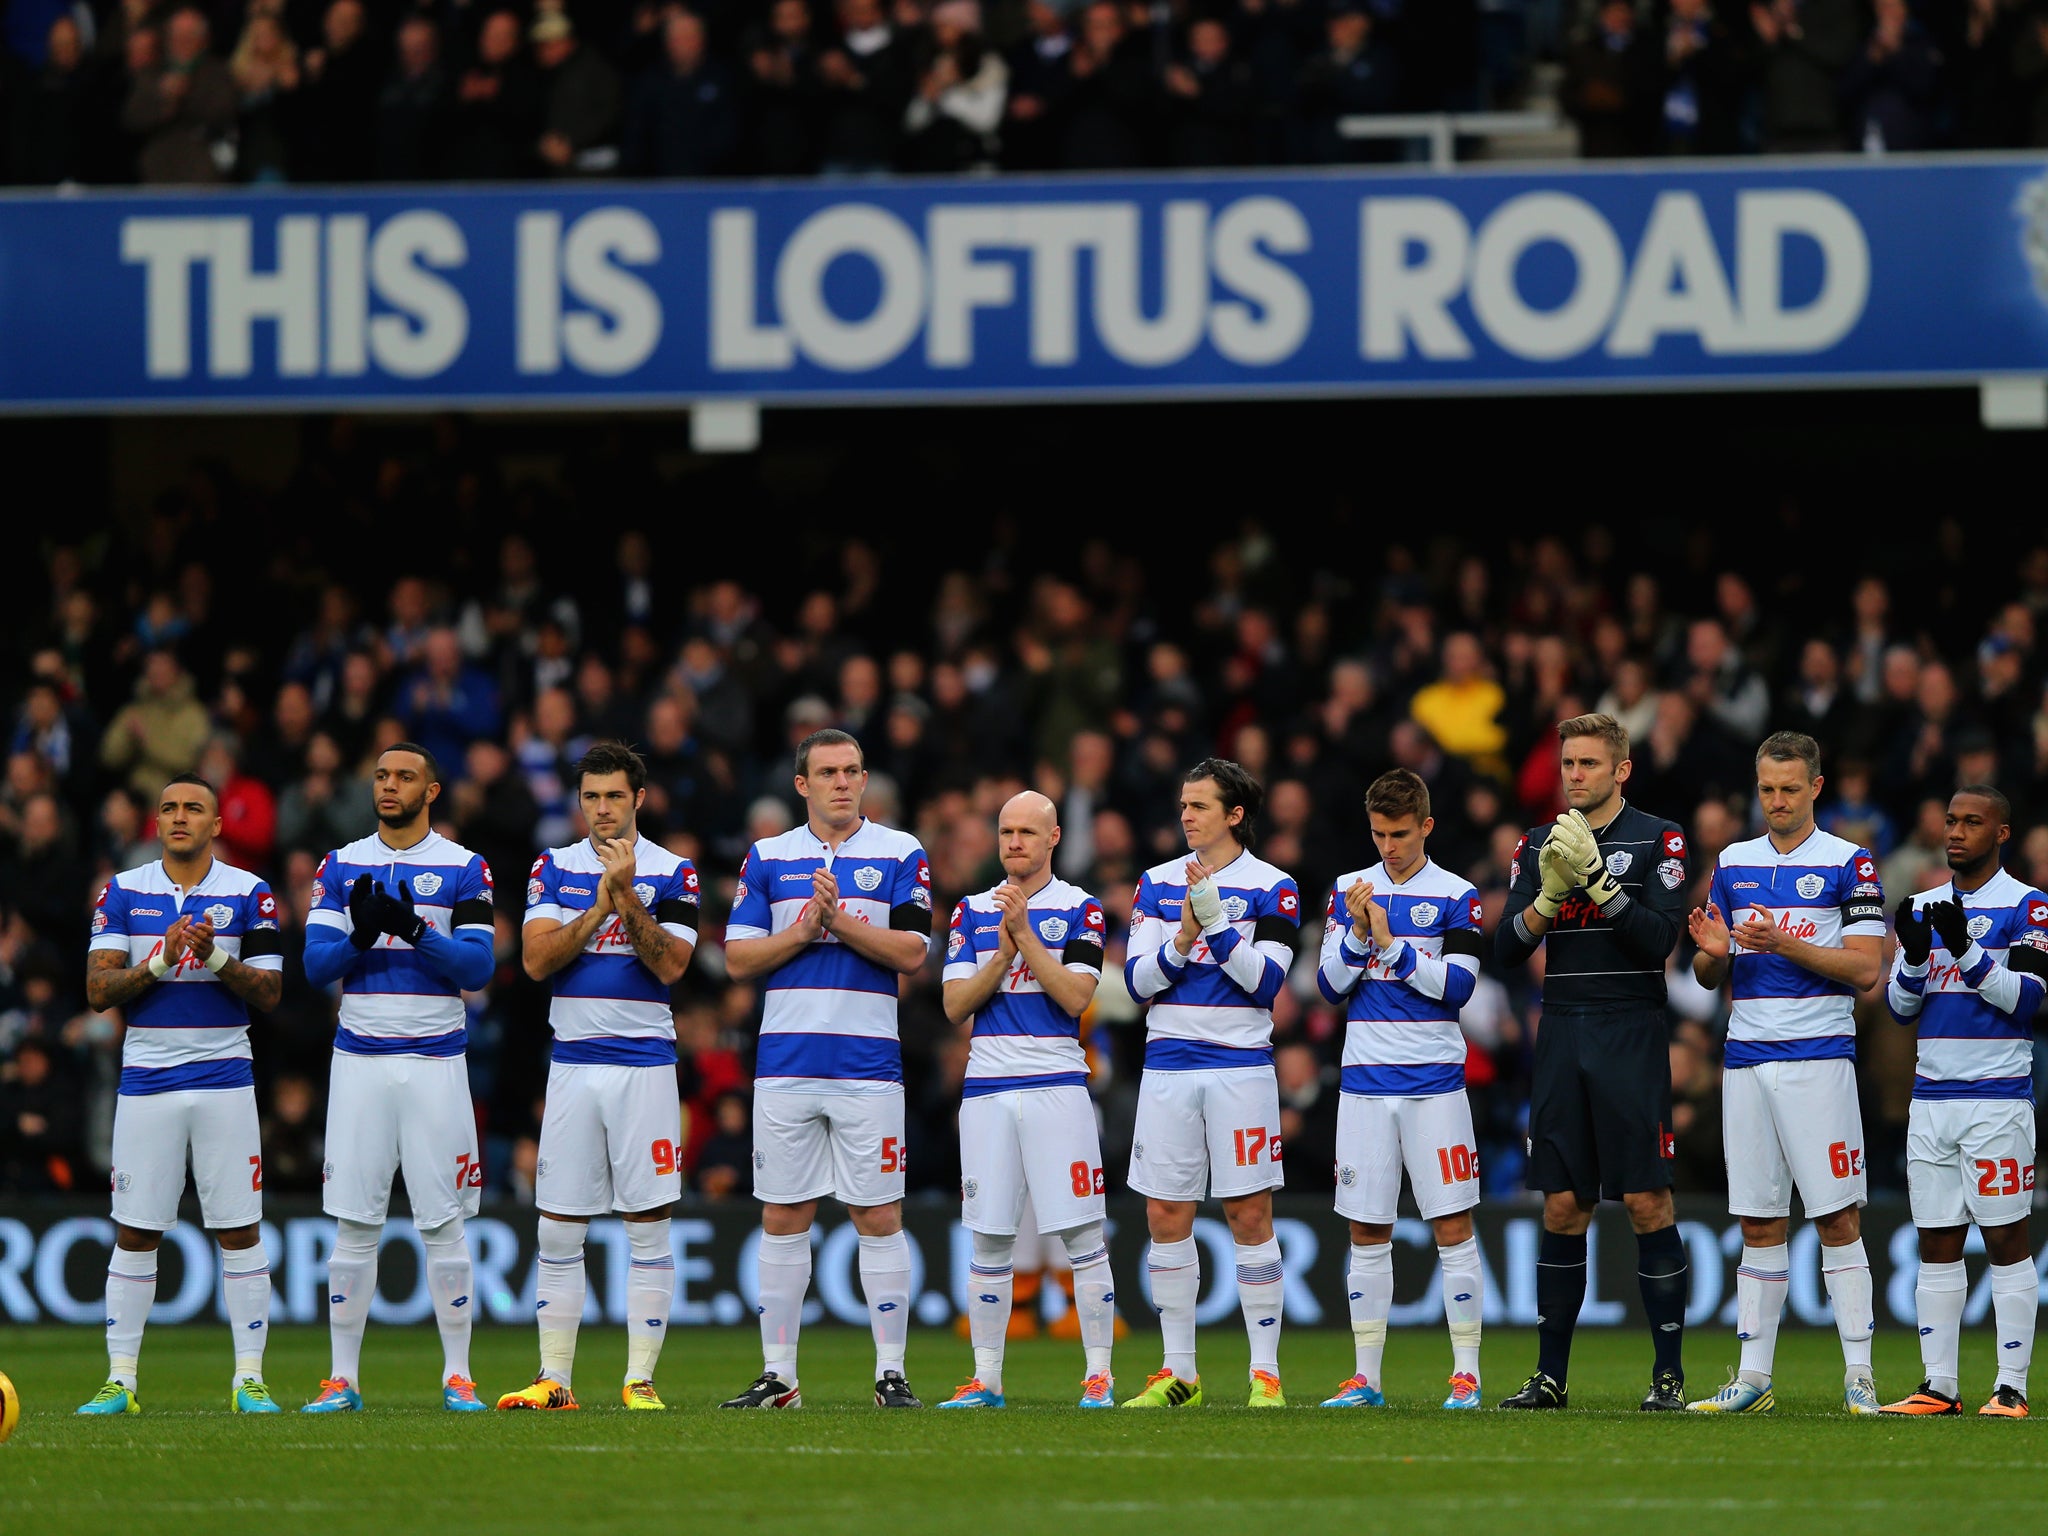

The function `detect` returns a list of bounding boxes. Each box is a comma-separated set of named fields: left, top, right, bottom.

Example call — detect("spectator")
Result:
left=625, top=9, right=739, bottom=176
left=294, top=0, right=380, bottom=181
left=8, top=15, right=96, bottom=185
left=228, top=8, right=301, bottom=183
left=0, top=1038, right=84, bottom=1193
left=197, top=736, right=278, bottom=874
left=1661, top=0, right=1749, bottom=156
left=374, top=14, right=448, bottom=180
left=1297, top=0, right=1400, bottom=163
left=1564, top=0, right=1663, bottom=157
left=746, top=0, right=824, bottom=173
left=259, top=1072, right=324, bottom=1193
left=817, top=0, right=912, bottom=170
left=901, top=0, right=1006, bottom=171
left=1164, top=16, right=1253, bottom=167
left=275, top=730, right=372, bottom=857
left=999, top=0, right=1070, bottom=170
left=1409, top=632, right=1508, bottom=778
left=395, top=627, right=503, bottom=777
left=1752, top=0, right=1857, bottom=152
left=533, top=10, right=624, bottom=176
left=1680, top=617, right=1770, bottom=743
left=97, top=648, right=210, bottom=800
left=1841, top=0, right=1941, bottom=152
left=445, top=8, right=539, bottom=179
left=121, top=5, right=236, bottom=183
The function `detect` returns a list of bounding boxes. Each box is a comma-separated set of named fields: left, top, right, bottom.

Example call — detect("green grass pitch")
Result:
left=2, top=1325, right=2043, bottom=1534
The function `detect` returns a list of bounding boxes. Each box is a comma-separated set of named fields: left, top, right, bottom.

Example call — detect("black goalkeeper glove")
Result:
left=1894, top=897, right=1933, bottom=966
left=371, top=879, right=428, bottom=946
left=1924, top=898, right=1971, bottom=958
left=348, top=873, right=381, bottom=951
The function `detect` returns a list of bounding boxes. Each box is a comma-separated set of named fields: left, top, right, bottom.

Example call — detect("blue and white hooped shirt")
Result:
left=1123, top=848, right=1300, bottom=1070
left=1709, top=828, right=1884, bottom=1068
left=1316, top=857, right=1481, bottom=1098
left=726, top=818, right=933, bottom=1094
left=944, top=876, right=1106, bottom=1099
left=90, top=858, right=284, bottom=1095
left=526, top=834, right=700, bottom=1067
left=1886, top=869, right=2048, bottom=1101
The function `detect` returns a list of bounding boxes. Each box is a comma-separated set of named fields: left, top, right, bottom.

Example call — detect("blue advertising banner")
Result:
left=2, top=156, right=2047, bottom=410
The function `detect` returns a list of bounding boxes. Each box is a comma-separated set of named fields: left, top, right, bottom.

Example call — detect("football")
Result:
left=0, top=1368, right=20, bottom=1444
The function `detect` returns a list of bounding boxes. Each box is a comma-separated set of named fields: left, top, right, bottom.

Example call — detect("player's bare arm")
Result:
left=86, top=914, right=192, bottom=1010
left=600, top=841, right=694, bottom=985
left=942, top=896, right=1019, bottom=1023
left=1000, top=886, right=1098, bottom=1018
left=825, top=898, right=929, bottom=974
left=1349, top=881, right=1393, bottom=949
left=183, top=920, right=284, bottom=1011
left=522, top=878, right=612, bottom=980
left=724, top=897, right=826, bottom=981
left=1732, top=908, right=1884, bottom=991
left=1689, top=901, right=1731, bottom=987
left=1173, top=858, right=1212, bottom=955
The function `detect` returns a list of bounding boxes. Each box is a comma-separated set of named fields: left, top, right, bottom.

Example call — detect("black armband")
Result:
left=239, top=926, right=285, bottom=959
left=656, top=898, right=700, bottom=929
left=452, top=898, right=494, bottom=929
left=2006, top=945, right=2048, bottom=980
left=889, top=901, right=933, bottom=935
left=1252, top=915, right=1296, bottom=946
left=1441, top=928, right=1483, bottom=959
left=1060, top=938, right=1106, bottom=970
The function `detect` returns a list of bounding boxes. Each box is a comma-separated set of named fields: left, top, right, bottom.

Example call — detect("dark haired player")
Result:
left=77, top=774, right=285, bottom=1416
left=1121, top=758, right=1302, bottom=1408
left=1496, top=713, right=1692, bottom=1411
left=302, top=744, right=497, bottom=1414
left=500, top=741, right=699, bottom=1412
left=1882, top=786, right=2048, bottom=1418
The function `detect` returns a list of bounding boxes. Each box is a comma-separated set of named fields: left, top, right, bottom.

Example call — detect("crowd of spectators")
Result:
left=6, top=0, right=2048, bottom=187
left=5, top=433, right=2048, bottom=1215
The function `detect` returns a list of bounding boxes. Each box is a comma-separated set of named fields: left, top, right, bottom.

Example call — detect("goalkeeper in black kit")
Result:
left=1495, top=714, right=1693, bottom=1411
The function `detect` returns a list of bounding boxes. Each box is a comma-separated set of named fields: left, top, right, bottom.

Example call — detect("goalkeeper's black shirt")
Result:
left=1495, top=799, right=1689, bottom=1014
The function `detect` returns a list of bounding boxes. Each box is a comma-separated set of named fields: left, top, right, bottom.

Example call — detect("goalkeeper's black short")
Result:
left=1526, top=1007, right=1675, bottom=1202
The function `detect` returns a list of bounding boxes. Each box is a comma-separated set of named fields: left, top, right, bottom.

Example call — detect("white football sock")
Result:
left=1990, top=1259, right=2036, bottom=1394
left=220, top=1241, right=271, bottom=1383
left=1820, top=1238, right=1874, bottom=1376
left=535, top=1217, right=586, bottom=1389
left=1916, top=1258, right=1967, bottom=1399
left=1348, top=1242, right=1393, bottom=1385
left=104, top=1245, right=157, bottom=1390
left=968, top=1230, right=1016, bottom=1393
left=757, top=1229, right=811, bottom=1382
left=625, top=1218, right=675, bottom=1386
left=325, top=1219, right=381, bottom=1388
left=1736, top=1243, right=1789, bottom=1387
left=419, top=1217, right=473, bottom=1384
left=859, top=1231, right=913, bottom=1379
left=1148, top=1237, right=1200, bottom=1382
left=1060, top=1222, right=1115, bottom=1378
left=1439, top=1237, right=1483, bottom=1382
left=1235, top=1238, right=1284, bottom=1378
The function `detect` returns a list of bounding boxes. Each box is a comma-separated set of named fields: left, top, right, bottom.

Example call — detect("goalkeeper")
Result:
left=1494, top=713, right=1692, bottom=1412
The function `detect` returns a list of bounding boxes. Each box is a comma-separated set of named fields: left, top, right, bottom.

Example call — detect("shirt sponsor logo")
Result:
left=561, top=885, right=591, bottom=897
left=778, top=872, right=812, bottom=884
left=1039, top=916, right=1070, bottom=942
left=1795, top=874, right=1826, bottom=900
left=1732, top=880, right=1759, bottom=890
left=131, top=907, right=164, bottom=917
left=1411, top=902, right=1439, bottom=927
left=412, top=872, right=444, bottom=897
left=975, top=923, right=1001, bottom=936
left=1657, top=857, right=1685, bottom=890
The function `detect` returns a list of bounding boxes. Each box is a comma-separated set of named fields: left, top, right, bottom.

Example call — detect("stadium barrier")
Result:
left=2, top=157, right=2047, bottom=414
left=0, top=1196, right=2035, bottom=1328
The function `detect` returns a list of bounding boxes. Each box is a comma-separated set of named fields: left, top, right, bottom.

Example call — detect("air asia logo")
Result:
left=1039, top=917, right=1070, bottom=943
left=1411, top=902, right=1439, bottom=928
left=1795, top=874, right=1826, bottom=900
left=853, top=866, right=884, bottom=892
left=412, top=872, right=444, bottom=898
left=2019, top=174, right=2048, bottom=303
left=1663, top=831, right=1686, bottom=858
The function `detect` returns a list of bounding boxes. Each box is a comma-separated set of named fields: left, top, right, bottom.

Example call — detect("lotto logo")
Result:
left=1663, top=831, right=1686, bottom=857
left=683, top=869, right=700, bottom=893
left=1084, top=905, right=1104, bottom=929
left=1468, top=897, right=1484, bottom=926
left=1278, top=890, right=1298, bottom=914
left=2030, top=900, right=2048, bottom=926
left=915, top=861, right=931, bottom=886
left=1658, top=1124, right=1677, bottom=1160
left=257, top=892, right=277, bottom=918
left=1856, top=857, right=1877, bottom=881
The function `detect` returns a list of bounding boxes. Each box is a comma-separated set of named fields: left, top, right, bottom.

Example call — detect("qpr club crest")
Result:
left=634, top=882, right=657, bottom=907
left=1795, top=873, right=1826, bottom=901
left=411, top=872, right=444, bottom=897
left=1038, top=916, right=1070, bottom=943
left=1222, top=896, right=1250, bottom=922
left=1604, top=851, right=1632, bottom=879
left=204, top=902, right=234, bottom=929
left=853, top=865, right=884, bottom=892
left=1410, top=902, right=1438, bottom=928
left=1337, top=1164, right=1356, bottom=1188
left=1968, top=914, right=1996, bottom=941
left=961, top=1177, right=979, bottom=1201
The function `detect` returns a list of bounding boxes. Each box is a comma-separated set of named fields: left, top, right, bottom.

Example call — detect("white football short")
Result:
left=109, top=1086, right=262, bottom=1232
left=322, top=1052, right=481, bottom=1227
left=752, top=1086, right=906, bottom=1207
left=1127, top=1067, right=1283, bottom=1202
left=1333, top=1088, right=1480, bottom=1224
left=1906, top=1096, right=2037, bottom=1229
left=1723, top=1058, right=1868, bottom=1220
left=536, top=1061, right=684, bottom=1217
left=959, top=1084, right=1106, bottom=1235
